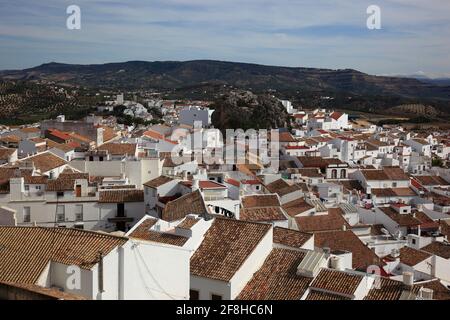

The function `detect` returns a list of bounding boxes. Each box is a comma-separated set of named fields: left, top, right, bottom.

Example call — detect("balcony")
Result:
left=107, top=209, right=134, bottom=223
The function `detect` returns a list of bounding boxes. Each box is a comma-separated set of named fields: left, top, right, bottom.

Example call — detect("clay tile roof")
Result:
left=379, top=207, right=421, bottom=227
left=162, top=190, right=208, bottom=222
left=414, top=280, right=450, bottom=300
left=18, top=152, right=67, bottom=173
left=415, top=176, right=449, bottom=186
left=0, top=281, right=87, bottom=300
left=20, top=127, right=40, bottom=133
left=399, top=246, right=432, bottom=266
left=273, top=227, right=312, bottom=248
left=383, top=167, right=410, bottom=180
left=364, top=277, right=406, bottom=300
left=297, top=157, right=343, bottom=170
left=277, top=132, right=297, bottom=143
left=288, top=168, right=323, bottom=178
left=0, top=226, right=127, bottom=284
left=0, top=148, right=16, bottom=160
left=198, top=181, right=227, bottom=189
left=46, top=173, right=88, bottom=191
left=190, top=218, right=271, bottom=282
left=225, top=178, right=240, bottom=187
left=177, top=216, right=200, bottom=230
left=47, top=129, right=72, bottom=141
left=1, top=135, right=21, bottom=143
left=361, top=169, right=389, bottom=180
left=100, top=126, right=117, bottom=142
left=24, top=175, right=48, bottom=185
left=282, top=198, right=314, bottom=217
left=314, top=230, right=384, bottom=270
left=421, top=242, right=450, bottom=259
left=310, top=269, right=364, bottom=297
left=236, top=248, right=311, bottom=300
left=240, top=207, right=287, bottom=222
left=265, top=179, right=301, bottom=197
left=129, top=218, right=188, bottom=247
left=241, top=194, right=280, bottom=209
left=305, top=291, right=351, bottom=300
left=439, top=220, right=450, bottom=238
left=330, top=112, right=343, bottom=121
left=295, top=208, right=350, bottom=233
left=143, top=176, right=174, bottom=188
left=98, top=143, right=136, bottom=156
left=99, top=190, right=144, bottom=203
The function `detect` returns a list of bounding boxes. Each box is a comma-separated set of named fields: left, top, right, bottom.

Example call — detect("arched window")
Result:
left=331, top=169, right=338, bottom=179
left=340, top=170, right=347, bottom=179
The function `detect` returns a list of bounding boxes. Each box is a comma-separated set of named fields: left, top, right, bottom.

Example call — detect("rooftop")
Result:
left=190, top=218, right=271, bottom=282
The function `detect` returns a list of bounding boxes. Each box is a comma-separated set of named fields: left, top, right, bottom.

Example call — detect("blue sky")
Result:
left=1, top=0, right=450, bottom=77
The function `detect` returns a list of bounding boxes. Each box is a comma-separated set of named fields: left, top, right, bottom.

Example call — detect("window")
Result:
left=411, top=238, right=416, bottom=245
left=57, top=205, right=65, bottom=222
left=36, top=185, right=41, bottom=190
left=24, top=185, right=30, bottom=191
left=74, top=224, right=84, bottom=230
left=75, top=205, right=83, bottom=221
left=99, top=157, right=104, bottom=162
left=23, top=207, right=31, bottom=223
left=331, top=169, right=338, bottom=179
left=256, top=185, right=260, bottom=191
left=190, top=290, right=199, bottom=300
left=392, top=182, right=398, bottom=188
left=211, top=294, right=222, bottom=300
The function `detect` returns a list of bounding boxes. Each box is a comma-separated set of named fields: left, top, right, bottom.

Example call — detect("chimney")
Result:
left=192, top=179, right=200, bottom=192
left=402, top=271, right=414, bottom=289
left=420, top=288, right=434, bottom=300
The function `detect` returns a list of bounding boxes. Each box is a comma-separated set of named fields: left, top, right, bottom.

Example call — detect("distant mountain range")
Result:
left=1, top=60, right=450, bottom=101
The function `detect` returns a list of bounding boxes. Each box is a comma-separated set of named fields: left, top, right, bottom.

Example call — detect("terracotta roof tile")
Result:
left=241, top=194, right=280, bottom=209
left=399, top=246, right=432, bottom=266
left=236, top=248, right=310, bottom=300
left=421, top=242, right=450, bottom=259
left=99, top=190, right=144, bottom=203
left=273, top=227, right=312, bottom=248
left=305, top=291, right=351, bottom=300
left=98, top=143, right=136, bottom=156
left=314, top=230, right=384, bottom=270
left=129, top=218, right=188, bottom=247
left=0, top=227, right=127, bottom=284
left=143, top=176, right=174, bottom=188
left=282, top=198, right=314, bottom=217
left=17, top=152, right=67, bottom=173
left=162, top=190, right=208, bottom=222
left=240, top=207, right=287, bottom=222
left=190, top=218, right=271, bottom=282
left=295, top=208, right=350, bottom=233
left=379, top=207, right=421, bottom=227
left=310, top=268, right=364, bottom=297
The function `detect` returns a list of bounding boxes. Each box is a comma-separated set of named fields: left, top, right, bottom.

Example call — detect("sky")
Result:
left=1, top=0, right=450, bottom=78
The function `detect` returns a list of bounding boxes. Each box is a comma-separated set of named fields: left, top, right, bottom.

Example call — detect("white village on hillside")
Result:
left=0, top=96, right=450, bottom=300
